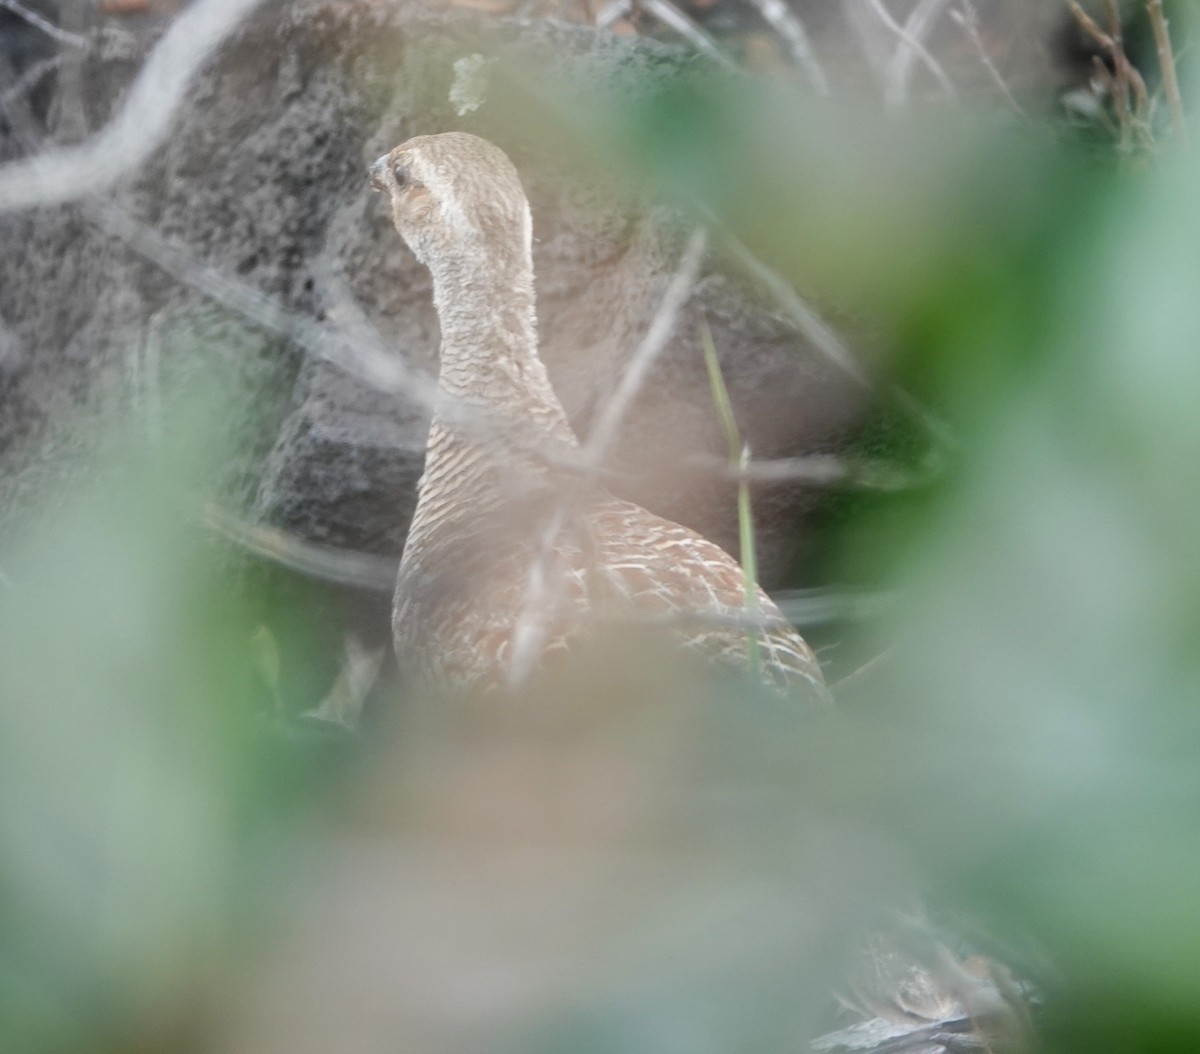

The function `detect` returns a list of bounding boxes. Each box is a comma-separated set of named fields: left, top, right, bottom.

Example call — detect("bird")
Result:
left=369, top=131, right=828, bottom=701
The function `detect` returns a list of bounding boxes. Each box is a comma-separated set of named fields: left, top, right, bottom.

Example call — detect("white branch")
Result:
left=858, top=0, right=956, bottom=107
left=886, top=0, right=953, bottom=107
left=0, top=0, right=267, bottom=213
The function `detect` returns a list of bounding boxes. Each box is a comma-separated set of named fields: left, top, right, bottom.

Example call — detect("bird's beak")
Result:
left=369, top=155, right=389, bottom=193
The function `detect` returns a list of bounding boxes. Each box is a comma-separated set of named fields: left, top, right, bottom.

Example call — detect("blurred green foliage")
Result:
left=4, top=7, right=1200, bottom=1052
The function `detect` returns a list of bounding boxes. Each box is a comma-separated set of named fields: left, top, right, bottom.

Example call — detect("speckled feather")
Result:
left=373, top=132, right=828, bottom=701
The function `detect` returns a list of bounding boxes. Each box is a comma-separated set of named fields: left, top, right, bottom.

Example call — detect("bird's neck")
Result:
left=403, top=259, right=579, bottom=568
left=428, top=262, right=576, bottom=449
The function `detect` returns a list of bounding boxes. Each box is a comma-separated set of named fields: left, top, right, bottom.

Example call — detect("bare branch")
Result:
left=1146, top=0, right=1188, bottom=146
left=1067, top=0, right=1155, bottom=150
left=0, top=0, right=88, bottom=49
left=1065, top=0, right=1114, bottom=51
left=0, top=0, right=267, bottom=212
left=742, top=0, right=830, bottom=95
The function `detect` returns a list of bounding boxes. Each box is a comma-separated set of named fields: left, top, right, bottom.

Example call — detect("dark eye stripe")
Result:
left=394, top=162, right=409, bottom=188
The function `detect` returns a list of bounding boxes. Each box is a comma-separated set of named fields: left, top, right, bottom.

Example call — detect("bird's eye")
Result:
left=394, top=162, right=409, bottom=188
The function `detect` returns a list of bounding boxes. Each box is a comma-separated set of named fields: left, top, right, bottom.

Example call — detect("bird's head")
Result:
left=370, top=132, right=532, bottom=288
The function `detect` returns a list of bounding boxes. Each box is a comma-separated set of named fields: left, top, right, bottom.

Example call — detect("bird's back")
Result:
left=393, top=484, right=829, bottom=702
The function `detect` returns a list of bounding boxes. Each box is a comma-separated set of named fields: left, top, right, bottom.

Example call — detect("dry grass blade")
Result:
left=701, top=320, right=762, bottom=681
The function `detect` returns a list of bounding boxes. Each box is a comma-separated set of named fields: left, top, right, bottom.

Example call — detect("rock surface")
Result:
left=0, top=1, right=869, bottom=586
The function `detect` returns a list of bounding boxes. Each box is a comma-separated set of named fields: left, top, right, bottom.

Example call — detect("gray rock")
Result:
left=0, top=1, right=865, bottom=585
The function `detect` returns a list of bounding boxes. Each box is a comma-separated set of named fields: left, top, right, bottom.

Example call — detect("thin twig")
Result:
left=0, top=0, right=89, bottom=48
left=1146, top=0, right=1188, bottom=146
left=85, top=200, right=439, bottom=406
left=1067, top=0, right=1153, bottom=151
left=583, top=228, right=708, bottom=464
left=718, top=227, right=955, bottom=474
left=742, top=0, right=830, bottom=95
left=201, top=502, right=400, bottom=590
left=509, top=229, right=709, bottom=685
left=949, top=1, right=1025, bottom=118
left=775, top=586, right=894, bottom=629
left=860, top=0, right=957, bottom=107
left=0, top=53, right=61, bottom=110
left=829, top=644, right=896, bottom=694
left=886, top=0, right=952, bottom=107
left=0, top=0, right=268, bottom=212
left=506, top=504, right=575, bottom=687
left=720, top=229, right=869, bottom=385
left=1065, top=0, right=1113, bottom=50
left=639, top=0, right=738, bottom=70
left=83, top=202, right=600, bottom=487
left=0, top=35, right=609, bottom=500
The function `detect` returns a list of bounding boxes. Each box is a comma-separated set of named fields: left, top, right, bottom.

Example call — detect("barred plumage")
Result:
left=371, top=132, right=828, bottom=702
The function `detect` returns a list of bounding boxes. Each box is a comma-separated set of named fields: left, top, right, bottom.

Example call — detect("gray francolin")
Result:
left=370, top=131, right=828, bottom=702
